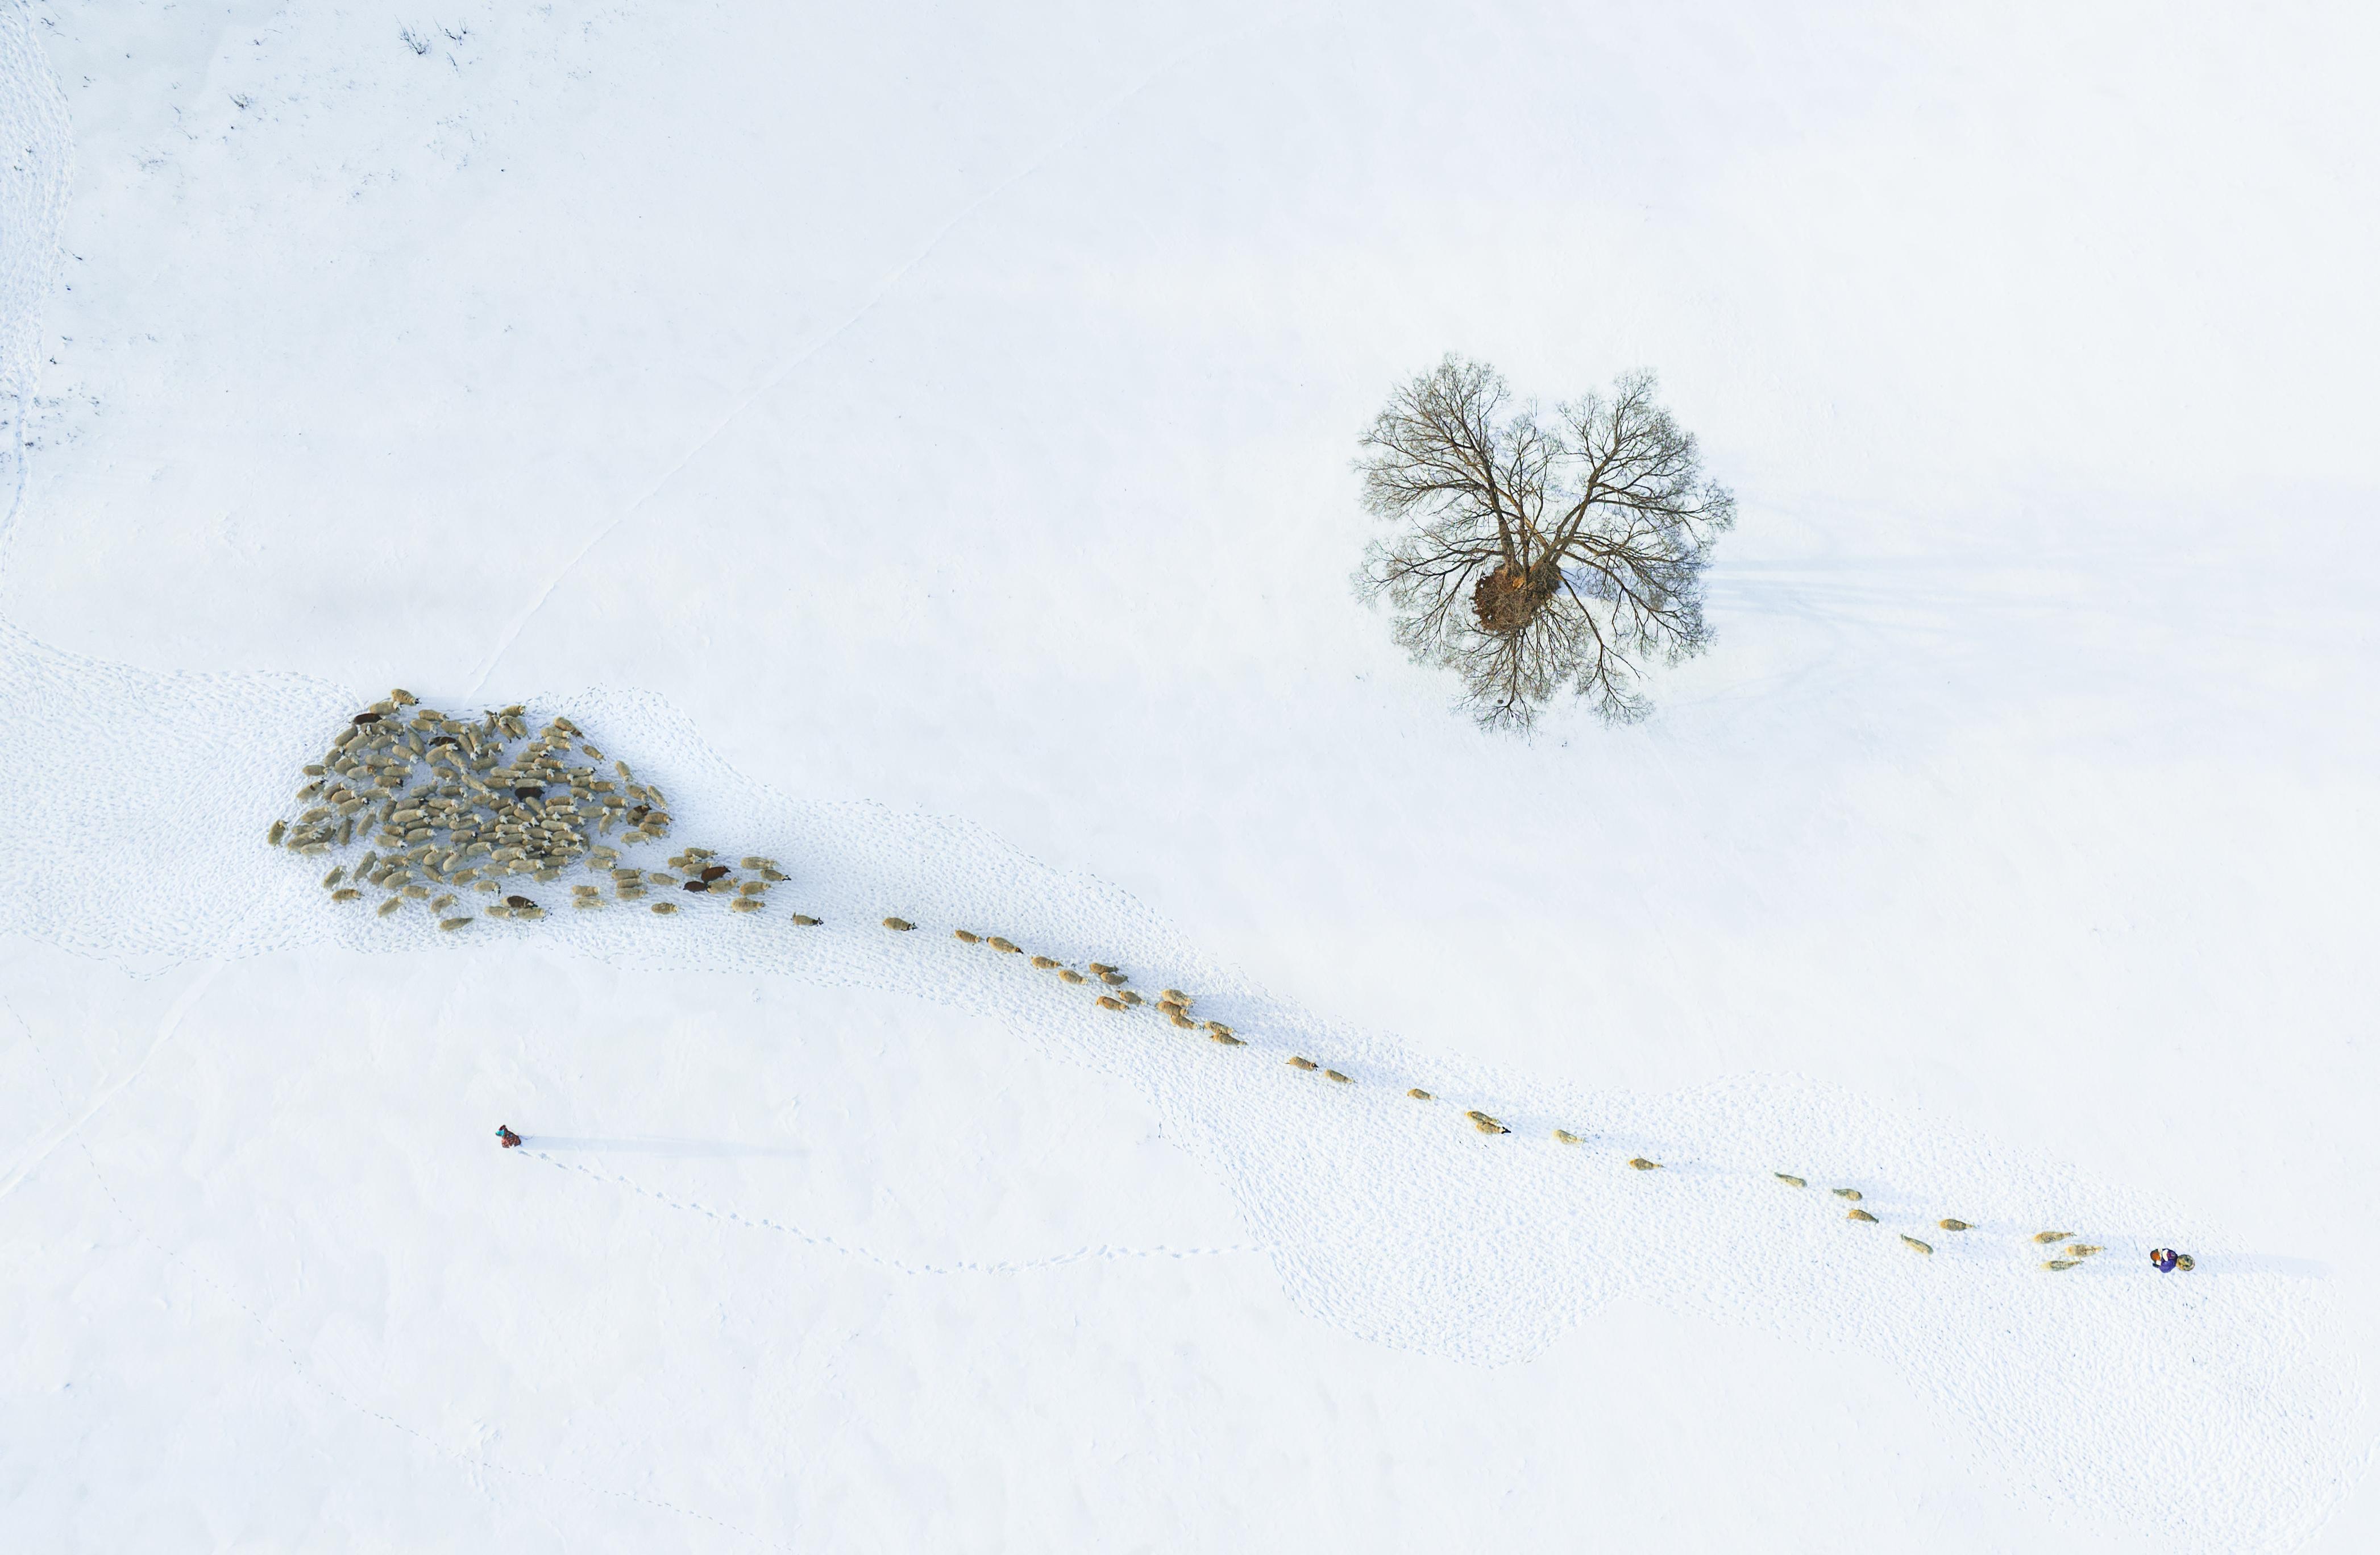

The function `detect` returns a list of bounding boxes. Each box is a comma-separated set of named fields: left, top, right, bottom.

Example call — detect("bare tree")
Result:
left=1355, top=356, right=1735, bottom=731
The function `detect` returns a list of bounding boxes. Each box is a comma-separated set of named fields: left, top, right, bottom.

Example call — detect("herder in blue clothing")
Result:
left=2149, top=1247, right=2194, bottom=1272
left=496, top=1125, right=522, bottom=1149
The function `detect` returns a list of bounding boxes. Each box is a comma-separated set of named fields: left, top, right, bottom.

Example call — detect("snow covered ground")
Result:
left=4, top=2, right=2378, bottom=1549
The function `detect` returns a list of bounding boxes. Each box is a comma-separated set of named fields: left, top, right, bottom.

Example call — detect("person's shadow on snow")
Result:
left=523, top=1135, right=806, bottom=1159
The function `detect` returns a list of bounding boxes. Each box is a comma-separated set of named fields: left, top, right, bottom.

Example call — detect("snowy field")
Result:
left=4, top=2, right=2378, bottom=1550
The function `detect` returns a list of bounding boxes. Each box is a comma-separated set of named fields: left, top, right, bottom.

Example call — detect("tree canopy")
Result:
left=1355, top=356, right=1735, bottom=731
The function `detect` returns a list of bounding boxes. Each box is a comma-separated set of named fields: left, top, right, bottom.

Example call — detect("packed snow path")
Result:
left=0, top=626, right=2358, bottom=1552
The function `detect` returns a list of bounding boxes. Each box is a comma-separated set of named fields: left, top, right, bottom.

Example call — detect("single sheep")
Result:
left=1775, top=1174, right=1806, bottom=1188
left=1847, top=1208, right=1879, bottom=1222
left=1552, top=1129, right=1582, bottom=1146
left=2033, top=1231, right=2073, bottom=1245
left=1323, top=1070, right=1352, bottom=1084
left=1901, top=1235, right=1933, bottom=1255
left=1937, top=1219, right=1972, bottom=1232
left=1408, top=1089, right=1434, bottom=1101
left=792, top=914, right=821, bottom=926
left=1832, top=1188, right=1863, bottom=1201
left=1096, top=996, right=1125, bottom=1011
left=1286, top=1057, right=1319, bottom=1071
left=883, top=917, right=916, bottom=931
left=1629, top=1158, right=1663, bottom=1171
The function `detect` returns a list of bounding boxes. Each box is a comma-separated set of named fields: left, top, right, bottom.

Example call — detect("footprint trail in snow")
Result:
left=0, top=625, right=2362, bottom=1555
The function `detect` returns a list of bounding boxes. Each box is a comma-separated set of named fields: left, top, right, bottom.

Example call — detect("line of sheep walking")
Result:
left=271, top=694, right=2192, bottom=1280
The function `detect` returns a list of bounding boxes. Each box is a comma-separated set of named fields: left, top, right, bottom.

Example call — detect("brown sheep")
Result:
left=1096, top=996, right=1125, bottom=1011
left=987, top=936, right=1019, bottom=953
left=1169, top=1012, right=1196, bottom=1029
left=883, top=917, right=916, bottom=931
left=1286, top=1057, right=1319, bottom=1071
left=1209, top=1032, right=1246, bottom=1046
left=1408, top=1089, right=1434, bottom=1101
left=1474, top=1119, right=1511, bottom=1135
left=1846, top=1208, right=1878, bottom=1222
left=1100, top=971, right=1128, bottom=986
left=1629, top=1158, right=1663, bottom=1171
left=953, top=930, right=980, bottom=943
left=1938, top=1219, right=1972, bottom=1232
left=1059, top=969, right=1087, bottom=985
left=1031, top=956, right=1060, bottom=969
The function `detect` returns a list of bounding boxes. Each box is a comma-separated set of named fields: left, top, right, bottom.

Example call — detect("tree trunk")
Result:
left=1472, top=557, right=1561, bottom=636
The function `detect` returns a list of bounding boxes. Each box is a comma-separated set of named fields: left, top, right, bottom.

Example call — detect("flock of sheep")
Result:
left=267, top=691, right=796, bottom=928
left=269, top=693, right=2183, bottom=1279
